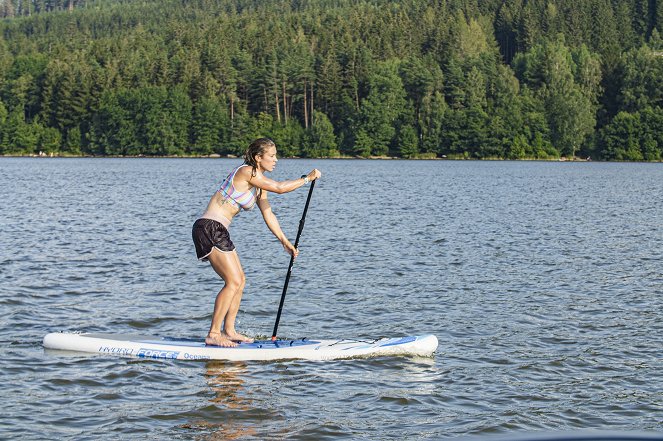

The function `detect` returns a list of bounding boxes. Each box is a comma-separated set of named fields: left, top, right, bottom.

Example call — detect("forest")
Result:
left=0, top=0, right=662, bottom=160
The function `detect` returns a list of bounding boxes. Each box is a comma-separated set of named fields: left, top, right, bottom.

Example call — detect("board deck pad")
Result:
left=43, top=332, right=438, bottom=361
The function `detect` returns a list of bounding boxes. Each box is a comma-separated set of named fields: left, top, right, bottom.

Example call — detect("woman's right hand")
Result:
left=307, top=169, right=322, bottom=181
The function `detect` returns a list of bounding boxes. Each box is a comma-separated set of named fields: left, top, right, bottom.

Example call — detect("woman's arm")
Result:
left=256, top=193, right=299, bottom=257
left=249, top=169, right=321, bottom=194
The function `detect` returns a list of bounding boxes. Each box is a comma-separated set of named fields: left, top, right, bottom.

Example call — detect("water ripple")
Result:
left=1, top=159, right=662, bottom=439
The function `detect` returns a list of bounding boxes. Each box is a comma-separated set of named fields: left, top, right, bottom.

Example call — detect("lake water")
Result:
left=1, top=157, right=662, bottom=440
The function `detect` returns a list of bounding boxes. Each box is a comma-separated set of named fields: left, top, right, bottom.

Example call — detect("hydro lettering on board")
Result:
left=99, top=346, right=134, bottom=356
left=136, top=348, right=180, bottom=359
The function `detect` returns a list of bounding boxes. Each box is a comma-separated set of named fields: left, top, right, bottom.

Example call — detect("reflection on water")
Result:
left=180, top=362, right=257, bottom=440
left=206, top=362, right=249, bottom=410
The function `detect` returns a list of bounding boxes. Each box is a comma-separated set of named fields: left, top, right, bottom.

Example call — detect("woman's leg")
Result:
left=223, top=251, right=254, bottom=343
left=205, top=247, right=245, bottom=347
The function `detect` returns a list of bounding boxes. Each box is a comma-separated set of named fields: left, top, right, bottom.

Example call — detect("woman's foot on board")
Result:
left=224, top=330, right=254, bottom=343
left=205, top=331, right=238, bottom=347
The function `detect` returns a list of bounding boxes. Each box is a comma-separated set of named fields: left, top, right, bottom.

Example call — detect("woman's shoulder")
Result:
left=235, top=164, right=259, bottom=181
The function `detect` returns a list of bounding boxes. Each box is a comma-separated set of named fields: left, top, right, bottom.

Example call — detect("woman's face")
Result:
left=257, top=146, right=278, bottom=172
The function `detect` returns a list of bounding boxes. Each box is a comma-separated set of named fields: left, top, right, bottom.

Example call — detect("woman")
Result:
left=192, top=138, right=322, bottom=347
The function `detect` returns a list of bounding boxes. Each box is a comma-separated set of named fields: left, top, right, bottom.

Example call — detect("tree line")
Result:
left=0, top=0, right=662, bottom=160
left=1, top=0, right=83, bottom=17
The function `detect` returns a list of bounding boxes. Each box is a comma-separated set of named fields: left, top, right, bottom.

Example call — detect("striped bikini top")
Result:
left=217, top=164, right=258, bottom=210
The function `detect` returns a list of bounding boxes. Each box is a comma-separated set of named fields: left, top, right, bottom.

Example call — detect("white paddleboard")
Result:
left=43, top=332, right=438, bottom=361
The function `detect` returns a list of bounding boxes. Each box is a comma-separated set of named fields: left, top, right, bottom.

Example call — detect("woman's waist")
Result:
left=199, top=207, right=233, bottom=228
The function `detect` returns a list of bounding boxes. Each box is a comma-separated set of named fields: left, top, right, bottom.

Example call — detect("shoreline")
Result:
left=3, top=152, right=661, bottom=162
left=0, top=154, right=645, bottom=162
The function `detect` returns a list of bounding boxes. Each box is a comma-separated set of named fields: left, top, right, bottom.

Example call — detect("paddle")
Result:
left=271, top=179, right=316, bottom=341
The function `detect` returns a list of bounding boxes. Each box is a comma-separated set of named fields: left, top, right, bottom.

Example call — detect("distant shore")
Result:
left=1, top=152, right=610, bottom=162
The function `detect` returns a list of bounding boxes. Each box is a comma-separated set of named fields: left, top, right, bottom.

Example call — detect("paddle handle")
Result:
left=271, top=179, right=316, bottom=341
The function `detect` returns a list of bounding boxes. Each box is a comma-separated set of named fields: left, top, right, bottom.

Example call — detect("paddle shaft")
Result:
left=271, top=180, right=316, bottom=341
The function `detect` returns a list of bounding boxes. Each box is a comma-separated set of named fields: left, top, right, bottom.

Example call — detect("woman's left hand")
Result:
left=283, top=240, right=299, bottom=258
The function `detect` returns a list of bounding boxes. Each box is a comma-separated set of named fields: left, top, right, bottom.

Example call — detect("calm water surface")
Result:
left=1, top=158, right=662, bottom=440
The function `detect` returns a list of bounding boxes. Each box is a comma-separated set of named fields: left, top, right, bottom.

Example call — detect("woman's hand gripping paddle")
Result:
left=271, top=180, right=316, bottom=341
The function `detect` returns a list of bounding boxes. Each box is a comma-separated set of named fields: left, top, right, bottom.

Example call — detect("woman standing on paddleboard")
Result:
left=192, top=138, right=322, bottom=347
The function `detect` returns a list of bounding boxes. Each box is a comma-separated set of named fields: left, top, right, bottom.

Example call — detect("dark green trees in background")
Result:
left=90, top=85, right=192, bottom=156
left=0, top=0, right=662, bottom=160
left=598, top=42, right=663, bottom=160
left=513, top=38, right=602, bottom=158
left=351, top=59, right=407, bottom=157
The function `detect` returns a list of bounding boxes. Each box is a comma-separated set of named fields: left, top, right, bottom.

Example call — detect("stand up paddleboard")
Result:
left=43, top=332, right=438, bottom=361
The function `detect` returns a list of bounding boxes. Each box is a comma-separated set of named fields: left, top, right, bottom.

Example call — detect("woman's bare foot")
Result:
left=205, top=331, right=238, bottom=347
left=224, top=330, right=254, bottom=343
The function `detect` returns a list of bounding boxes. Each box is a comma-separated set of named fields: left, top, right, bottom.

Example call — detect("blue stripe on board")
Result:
left=148, top=337, right=321, bottom=349
left=379, top=336, right=417, bottom=347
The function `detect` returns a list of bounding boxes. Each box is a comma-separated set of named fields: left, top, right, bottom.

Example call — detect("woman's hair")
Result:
left=244, top=138, right=275, bottom=176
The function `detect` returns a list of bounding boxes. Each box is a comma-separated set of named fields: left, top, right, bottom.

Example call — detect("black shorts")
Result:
left=192, top=218, right=235, bottom=261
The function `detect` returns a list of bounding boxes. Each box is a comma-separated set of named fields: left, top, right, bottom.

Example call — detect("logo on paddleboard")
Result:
left=137, top=348, right=180, bottom=359
left=99, top=346, right=134, bottom=356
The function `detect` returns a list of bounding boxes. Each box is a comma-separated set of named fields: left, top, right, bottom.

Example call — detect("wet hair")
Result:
left=244, top=138, right=275, bottom=177
left=243, top=138, right=275, bottom=198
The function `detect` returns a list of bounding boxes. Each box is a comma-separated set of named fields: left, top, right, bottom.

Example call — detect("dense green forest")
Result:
left=1, top=0, right=662, bottom=160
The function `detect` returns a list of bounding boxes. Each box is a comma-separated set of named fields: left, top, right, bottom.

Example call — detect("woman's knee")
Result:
left=225, top=272, right=245, bottom=292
